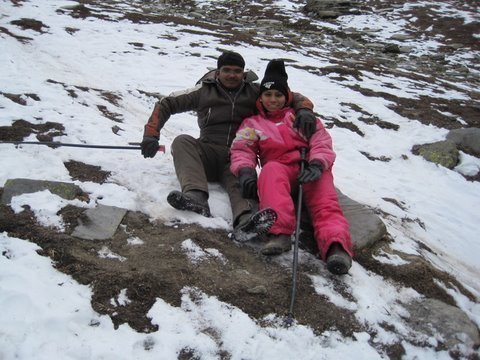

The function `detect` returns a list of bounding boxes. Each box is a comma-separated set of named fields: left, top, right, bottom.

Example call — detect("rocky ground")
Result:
left=0, top=157, right=474, bottom=359
left=1, top=0, right=479, bottom=358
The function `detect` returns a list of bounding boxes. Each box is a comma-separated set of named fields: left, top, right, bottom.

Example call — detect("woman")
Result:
left=230, top=59, right=353, bottom=275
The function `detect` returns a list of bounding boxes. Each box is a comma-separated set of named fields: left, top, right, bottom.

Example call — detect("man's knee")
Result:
left=171, top=134, right=197, bottom=154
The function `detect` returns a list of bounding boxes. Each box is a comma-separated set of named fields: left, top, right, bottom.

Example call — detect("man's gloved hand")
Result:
left=298, top=161, right=322, bottom=183
left=141, top=136, right=159, bottom=158
left=294, top=108, right=317, bottom=139
left=238, top=167, right=258, bottom=199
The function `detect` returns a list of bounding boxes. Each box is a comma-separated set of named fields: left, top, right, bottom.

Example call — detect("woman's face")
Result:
left=260, top=89, right=286, bottom=112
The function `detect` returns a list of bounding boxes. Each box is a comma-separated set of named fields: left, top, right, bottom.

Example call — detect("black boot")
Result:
left=261, top=234, right=292, bottom=256
left=232, top=208, right=277, bottom=242
left=167, top=190, right=211, bottom=217
left=326, top=243, right=352, bottom=275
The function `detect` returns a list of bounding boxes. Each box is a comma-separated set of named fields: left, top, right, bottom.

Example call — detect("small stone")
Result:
left=247, top=285, right=268, bottom=295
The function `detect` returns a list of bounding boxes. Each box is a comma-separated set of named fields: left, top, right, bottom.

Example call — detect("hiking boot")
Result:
left=326, top=243, right=352, bottom=275
left=261, top=234, right=292, bottom=256
left=167, top=190, right=211, bottom=217
left=232, top=208, right=277, bottom=242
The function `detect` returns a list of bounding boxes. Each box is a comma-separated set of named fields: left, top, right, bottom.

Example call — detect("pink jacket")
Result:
left=230, top=101, right=336, bottom=175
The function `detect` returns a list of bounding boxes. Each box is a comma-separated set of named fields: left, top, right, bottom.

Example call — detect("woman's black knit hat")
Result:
left=260, top=59, right=289, bottom=98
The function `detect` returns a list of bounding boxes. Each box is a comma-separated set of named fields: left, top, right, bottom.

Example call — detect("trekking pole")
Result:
left=0, top=140, right=165, bottom=152
left=285, top=146, right=308, bottom=326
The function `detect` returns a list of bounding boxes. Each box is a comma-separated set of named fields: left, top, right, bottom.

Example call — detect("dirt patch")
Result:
left=97, top=104, right=123, bottom=122
left=0, top=25, right=32, bottom=43
left=10, top=18, right=49, bottom=33
left=0, top=119, right=65, bottom=142
left=355, top=240, right=477, bottom=306
left=0, top=91, right=40, bottom=106
left=64, top=160, right=111, bottom=184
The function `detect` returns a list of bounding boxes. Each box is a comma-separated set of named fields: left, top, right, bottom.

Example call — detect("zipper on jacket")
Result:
left=226, top=103, right=235, bottom=146
left=217, top=80, right=246, bottom=147
left=205, top=107, right=212, bottom=126
left=226, top=89, right=242, bottom=147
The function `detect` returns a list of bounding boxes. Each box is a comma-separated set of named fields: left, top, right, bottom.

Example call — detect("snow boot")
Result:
left=167, top=190, right=211, bottom=217
left=261, top=234, right=292, bottom=256
left=232, top=208, right=277, bottom=242
left=326, top=242, right=352, bottom=275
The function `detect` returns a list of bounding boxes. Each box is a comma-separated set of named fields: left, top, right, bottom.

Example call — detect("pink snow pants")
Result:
left=258, top=161, right=353, bottom=260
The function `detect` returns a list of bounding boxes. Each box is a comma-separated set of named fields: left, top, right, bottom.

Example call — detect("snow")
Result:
left=0, top=0, right=479, bottom=359
left=181, top=239, right=227, bottom=265
left=10, top=189, right=93, bottom=230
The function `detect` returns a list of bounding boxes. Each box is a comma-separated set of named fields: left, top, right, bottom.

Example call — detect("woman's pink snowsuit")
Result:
left=230, top=99, right=353, bottom=259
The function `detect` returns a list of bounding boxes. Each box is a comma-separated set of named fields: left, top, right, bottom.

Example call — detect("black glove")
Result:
left=298, top=161, right=322, bottom=183
left=238, top=168, right=257, bottom=199
left=294, top=109, right=317, bottom=139
left=141, top=136, right=159, bottom=158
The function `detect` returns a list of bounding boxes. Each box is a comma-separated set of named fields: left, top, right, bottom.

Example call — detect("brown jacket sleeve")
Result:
left=144, top=102, right=162, bottom=138
left=143, top=84, right=203, bottom=138
left=291, top=92, right=314, bottom=112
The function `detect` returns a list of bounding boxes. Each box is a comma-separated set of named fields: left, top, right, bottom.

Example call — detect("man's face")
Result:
left=216, top=65, right=244, bottom=89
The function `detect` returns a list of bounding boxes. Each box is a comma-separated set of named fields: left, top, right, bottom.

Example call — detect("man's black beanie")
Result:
left=217, top=51, right=245, bottom=69
left=260, top=59, right=289, bottom=99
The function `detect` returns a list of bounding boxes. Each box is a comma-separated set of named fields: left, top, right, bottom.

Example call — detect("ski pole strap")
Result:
left=1, top=140, right=165, bottom=153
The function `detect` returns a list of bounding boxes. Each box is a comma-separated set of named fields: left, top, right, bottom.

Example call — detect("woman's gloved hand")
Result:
left=238, top=167, right=258, bottom=198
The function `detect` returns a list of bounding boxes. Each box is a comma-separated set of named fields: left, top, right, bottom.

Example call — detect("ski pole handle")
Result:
left=128, top=142, right=165, bottom=153
left=299, top=146, right=308, bottom=169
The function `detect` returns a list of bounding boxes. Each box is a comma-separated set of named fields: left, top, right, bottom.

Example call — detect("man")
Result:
left=141, top=51, right=316, bottom=239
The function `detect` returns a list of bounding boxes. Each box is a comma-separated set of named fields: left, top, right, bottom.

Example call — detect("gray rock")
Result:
left=1, top=178, right=126, bottom=241
left=449, top=43, right=464, bottom=50
left=256, top=19, right=283, bottom=26
left=247, top=285, right=268, bottom=295
left=430, top=54, right=446, bottom=61
left=305, top=0, right=360, bottom=18
left=446, top=128, right=480, bottom=157
left=412, top=140, right=460, bottom=169
left=366, top=43, right=385, bottom=50
left=399, top=46, right=413, bottom=54
left=337, top=189, right=387, bottom=250
left=312, top=10, right=341, bottom=19
left=72, top=204, right=127, bottom=240
left=258, top=41, right=285, bottom=49
left=298, top=190, right=387, bottom=252
left=188, top=12, right=204, bottom=19
left=389, top=34, right=414, bottom=41
left=222, top=20, right=243, bottom=27
left=375, top=7, right=396, bottom=14
left=404, top=298, right=480, bottom=349
left=1, top=178, right=82, bottom=205
left=384, top=43, right=401, bottom=54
